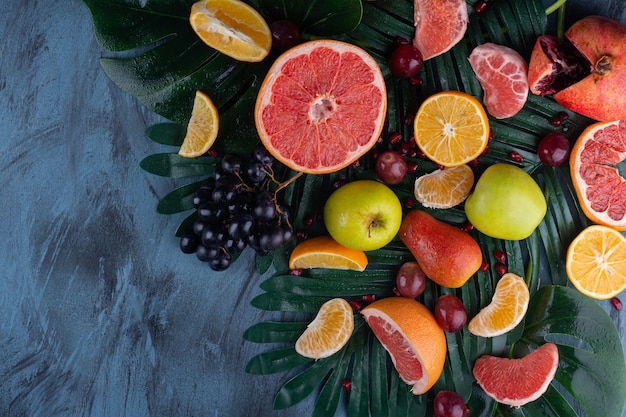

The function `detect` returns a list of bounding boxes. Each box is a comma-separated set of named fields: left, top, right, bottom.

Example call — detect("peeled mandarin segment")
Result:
left=468, top=272, right=530, bottom=337
left=179, top=91, right=219, bottom=158
left=566, top=225, right=626, bottom=300
left=414, top=91, right=489, bottom=167
left=189, top=0, right=271, bottom=62
left=414, top=164, right=474, bottom=209
left=288, top=235, right=368, bottom=271
left=295, top=298, right=354, bottom=359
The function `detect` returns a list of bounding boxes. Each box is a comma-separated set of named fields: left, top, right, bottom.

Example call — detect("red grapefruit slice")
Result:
left=413, top=0, right=468, bottom=60
left=254, top=40, right=386, bottom=174
left=468, top=43, right=529, bottom=119
left=473, top=343, right=559, bottom=407
left=570, top=120, right=626, bottom=230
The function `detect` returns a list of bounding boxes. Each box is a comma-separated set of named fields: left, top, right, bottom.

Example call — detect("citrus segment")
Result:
left=473, top=343, right=559, bottom=407
left=189, top=0, right=271, bottom=62
left=413, top=91, right=490, bottom=167
left=255, top=40, right=387, bottom=174
left=414, top=164, right=474, bottom=209
left=288, top=235, right=368, bottom=271
left=569, top=120, right=626, bottom=230
left=565, top=225, right=626, bottom=300
left=468, top=272, right=530, bottom=337
left=179, top=91, right=219, bottom=158
left=361, top=297, right=446, bottom=395
left=295, top=298, right=354, bottom=359
left=413, top=0, right=468, bottom=60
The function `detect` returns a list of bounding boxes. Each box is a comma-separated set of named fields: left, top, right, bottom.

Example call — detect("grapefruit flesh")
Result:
left=473, top=343, right=559, bottom=407
left=570, top=120, right=626, bottom=229
left=413, top=0, right=468, bottom=60
left=255, top=40, right=386, bottom=174
left=468, top=43, right=529, bottom=119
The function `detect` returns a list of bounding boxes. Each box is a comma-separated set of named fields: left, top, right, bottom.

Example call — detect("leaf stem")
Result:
left=545, top=0, right=568, bottom=39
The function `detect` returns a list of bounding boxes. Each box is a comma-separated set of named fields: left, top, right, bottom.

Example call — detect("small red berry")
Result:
left=610, top=297, right=622, bottom=311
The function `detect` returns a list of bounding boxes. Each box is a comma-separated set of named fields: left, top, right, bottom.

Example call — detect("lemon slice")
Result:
left=179, top=91, right=219, bottom=158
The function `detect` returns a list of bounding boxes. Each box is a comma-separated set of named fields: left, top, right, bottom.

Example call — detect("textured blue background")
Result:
left=1, top=0, right=625, bottom=416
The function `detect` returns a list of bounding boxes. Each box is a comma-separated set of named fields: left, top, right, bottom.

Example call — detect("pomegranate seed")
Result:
left=474, top=0, right=488, bottom=13
left=479, top=261, right=489, bottom=272
left=371, top=149, right=380, bottom=159
left=404, top=113, right=414, bottom=124
left=296, top=230, right=308, bottom=240
left=399, top=142, right=410, bottom=155
left=332, top=179, right=347, bottom=189
left=352, top=159, right=361, bottom=168
left=377, top=135, right=384, bottom=144
left=302, top=215, right=314, bottom=228
left=408, top=161, right=419, bottom=173
left=610, top=297, right=622, bottom=311
left=207, top=149, right=219, bottom=158
left=349, top=300, right=363, bottom=311
left=488, top=128, right=494, bottom=140
left=469, top=159, right=479, bottom=168
left=559, top=111, right=569, bottom=122
left=389, top=132, right=402, bottom=145
left=342, top=378, right=352, bottom=391
left=416, top=150, right=427, bottom=159
left=394, top=36, right=410, bottom=45
left=461, top=221, right=474, bottom=232
left=409, top=77, right=423, bottom=86
left=362, top=294, right=376, bottom=303
left=480, top=144, right=490, bottom=157
left=549, top=115, right=563, bottom=127
left=495, top=262, right=507, bottom=275
left=289, top=269, right=302, bottom=276
left=436, top=164, right=445, bottom=170
left=493, top=249, right=506, bottom=263
left=509, top=151, right=523, bottom=162
left=393, top=287, right=401, bottom=296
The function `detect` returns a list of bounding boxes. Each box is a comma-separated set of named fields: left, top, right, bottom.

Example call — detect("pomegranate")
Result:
left=528, top=16, right=626, bottom=122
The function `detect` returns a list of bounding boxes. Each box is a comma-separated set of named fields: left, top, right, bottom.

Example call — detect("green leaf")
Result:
left=145, top=122, right=185, bottom=147
left=140, top=153, right=215, bottom=178
left=156, top=180, right=204, bottom=214
left=243, top=321, right=307, bottom=343
left=245, top=347, right=311, bottom=375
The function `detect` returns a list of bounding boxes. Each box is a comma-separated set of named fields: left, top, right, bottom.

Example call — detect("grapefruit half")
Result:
left=569, top=120, right=626, bottom=230
left=255, top=40, right=386, bottom=174
left=361, top=297, right=446, bottom=395
left=473, top=343, right=559, bottom=407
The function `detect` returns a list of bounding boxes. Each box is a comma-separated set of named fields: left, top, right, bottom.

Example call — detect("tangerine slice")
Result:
left=566, top=225, right=626, bottom=300
left=361, top=297, right=446, bottom=395
left=255, top=40, right=387, bottom=174
left=569, top=120, right=626, bottom=230
left=288, top=236, right=368, bottom=271
left=295, top=298, right=354, bottom=359
left=413, top=91, right=490, bottom=167
left=414, top=164, right=474, bottom=209
left=179, top=91, right=219, bottom=158
left=468, top=273, right=530, bottom=337
left=189, top=0, right=272, bottom=62
left=473, top=343, right=559, bottom=407
left=413, top=0, right=468, bottom=60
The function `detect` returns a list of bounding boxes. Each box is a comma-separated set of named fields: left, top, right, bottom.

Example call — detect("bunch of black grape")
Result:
left=178, top=148, right=294, bottom=271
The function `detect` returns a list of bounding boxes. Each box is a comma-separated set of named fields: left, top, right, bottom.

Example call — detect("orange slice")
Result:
left=189, top=0, right=271, bottom=62
left=565, top=225, right=626, bottom=300
left=413, top=91, right=490, bottom=167
left=468, top=272, right=530, bottom=337
left=414, top=164, right=474, bottom=209
left=295, top=298, right=354, bottom=359
left=288, top=236, right=368, bottom=271
left=361, top=297, right=446, bottom=395
left=255, top=39, right=387, bottom=174
left=569, top=120, right=626, bottom=230
left=179, top=91, right=219, bottom=158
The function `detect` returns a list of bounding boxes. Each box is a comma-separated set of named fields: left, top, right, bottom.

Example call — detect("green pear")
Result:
left=465, top=163, right=547, bottom=240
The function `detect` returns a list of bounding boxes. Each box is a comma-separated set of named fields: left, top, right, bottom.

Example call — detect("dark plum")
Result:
left=270, top=20, right=300, bottom=52
left=538, top=132, right=571, bottom=166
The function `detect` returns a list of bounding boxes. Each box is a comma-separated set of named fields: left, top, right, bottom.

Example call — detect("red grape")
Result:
left=270, top=20, right=300, bottom=52
left=538, top=132, right=571, bottom=166
left=395, top=261, right=427, bottom=298
left=434, top=294, right=467, bottom=333
left=433, top=390, right=470, bottom=417
left=376, top=150, right=408, bottom=185
left=388, top=44, right=423, bottom=78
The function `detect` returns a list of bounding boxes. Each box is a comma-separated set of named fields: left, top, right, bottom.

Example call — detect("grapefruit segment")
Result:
left=255, top=40, right=386, bottom=174
left=361, top=297, right=446, bottom=395
left=473, top=343, right=559, bottom=407
left=570, top=120, right=626, bottom=230
left=413, top=0, right=468, bottom=60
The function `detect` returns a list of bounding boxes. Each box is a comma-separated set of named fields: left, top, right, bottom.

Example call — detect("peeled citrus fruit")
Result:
left=414, top=164, right=474, bottom=209
left=189, top=0, right=271, bottom=62
left=288, top=235, right=368, bottom=271
left=361, top=297, right=446, bottom=395
left=473, top=343, right=559, bottom=407
left=468, top=272, right=530, bottom=337
left=569, top=120, right=626, bottom=230
left=413, top=91, right=490, bottom=167
left=179, top=91, right=219, bottom=158
left=255, top=40, right=387, bottom=174
left=295, top=298, right=354, bottom=359
left=565, top=225, right=626, bottom=300
left=412, top=0, right=468, bottom=60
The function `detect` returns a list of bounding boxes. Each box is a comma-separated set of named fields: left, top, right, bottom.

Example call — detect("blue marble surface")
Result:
left=1, top=0, right=624, bottom=416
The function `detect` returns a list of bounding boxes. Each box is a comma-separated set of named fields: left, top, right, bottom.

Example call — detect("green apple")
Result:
left=323, top=180, right=402, bottom=251
left=465, top=163, right=547, bottom=240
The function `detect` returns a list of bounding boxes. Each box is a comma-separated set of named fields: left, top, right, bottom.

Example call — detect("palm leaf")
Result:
left=83, top=0, right=626, bottom=415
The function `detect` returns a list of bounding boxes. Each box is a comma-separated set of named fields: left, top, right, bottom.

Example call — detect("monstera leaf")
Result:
left=84, top=0, right=626, bottom=415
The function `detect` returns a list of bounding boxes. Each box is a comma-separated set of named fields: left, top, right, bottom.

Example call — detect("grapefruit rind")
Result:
left=295, top=298, right=354, bottom=359
left=473, top=343, right=559, bottom=407
left=569, top=120, right=626, bottom=230
left=255, top=40, right=387, bottom=174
